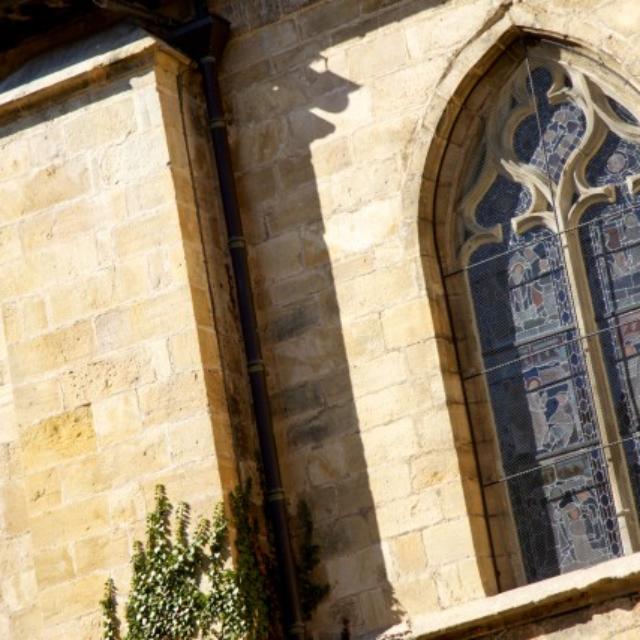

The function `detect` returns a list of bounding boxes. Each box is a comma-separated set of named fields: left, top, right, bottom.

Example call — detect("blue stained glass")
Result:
left=470, top=228, right=567, bottom=356
left=510, top=450, right=619, bottom=581
left=608, top=97, right=639, bottom=125
left=469, top=219, right=620, bottom=579
left=587, top=132, right=640, bottom=189
left=476, top=175, right=532, bottom=228
left=582, top=197, right=640, bottom=504
left=514, top=67, right=586, bottom=183
left=575, top=57, right=640, bottom=532
left=468, top=61, right=628, bottom=581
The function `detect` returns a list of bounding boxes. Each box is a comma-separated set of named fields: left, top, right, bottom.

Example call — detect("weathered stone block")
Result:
left=0, top=483, right=28, bottom=535
left=24, top=468, right=61, bottom=517
left=296, top=1, right=361, bottom=39
left=100, top=429, right=170, bottom=487
left=0, top=137, right=30, bottom=182
left=350, top=350, right=407, bottom=397
left=29, top=495, right=109, bottom=548
left=1, top=569, right=38, bottom=613
left=33, top=547, right=74, bottom=590
left=336, top=262, right=418, bottom=320
left=98, top=130, right=169, bottom=187
left=124, top=169, right=176, bottom=214
left=39, top=573, right=106, bottom=625
left=91, top=390, right=142, bottom=447
left=347, top=29, right=409, bottom=82
left=20, top=406, right=96, bottom=473
left=394, top=575, right=440, bottom=615
left=9, top=322, right=95, bottom=383
left=404, top=2, right=494, bottom=60
left=0, top=224, right=21, bottom=265
left=411, top=451, right=460, bottom=492
left=166, top=413, right=216, bottom=465
left=64, top=97, right=137, bottom=153
left=137, top=370, right=208, bottom=426
left=357, top=379, right=430, bottom=429
left=381, top=297, right=434, bottom=349
left=325, top=197, right=400, bottom=261
left=22, top=159, right=91, bottom=216
left=48, top=271, right=115, bottom=327
left=60, top=455, right=110, bottom=502
left=8, top=605, right=43, bottom=640
left=112, top=206, right=181, bottom=258
left=74, top=532, right=129, bottom=575
left=252, top=230, right=303, bottom=282
left=13, top=379, right=63, bottom=427
left=60, top=348, right=156, bottom=407
left=423, top=518, right=477, bottom=566
left=21, top=297, right=47, bottom=337
left=361, top=417, right=417, bottom=467
left=325, top=544, right=388, bottom=599
left=368, top=462, right=412, bottom=504
left=376, top=490, right=443, bottom=539
left=308, top=441, right=348, bottom=486
left=389, top=531, right=428, bottom=577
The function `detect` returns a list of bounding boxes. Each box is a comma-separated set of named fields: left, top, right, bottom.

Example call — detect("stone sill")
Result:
left=412, top=554, right=640, bottom=639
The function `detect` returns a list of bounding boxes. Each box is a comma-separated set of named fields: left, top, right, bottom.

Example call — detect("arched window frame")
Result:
left=437, top=37, right=640, bottom=590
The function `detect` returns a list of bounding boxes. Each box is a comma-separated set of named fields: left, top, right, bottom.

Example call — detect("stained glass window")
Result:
left=446, top=42, right=640, bottom=585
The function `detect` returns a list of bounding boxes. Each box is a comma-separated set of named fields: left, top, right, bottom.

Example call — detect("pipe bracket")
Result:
left=248, top=359, right=265, bottom=373
left=267, top=488, right=286, bottom=503
left=209, top=116, right=227, bottom=129
left=228, top=236, right=246, bottom=249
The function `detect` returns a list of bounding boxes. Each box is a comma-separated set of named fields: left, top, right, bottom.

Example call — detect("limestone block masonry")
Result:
left=3, top=0, right=640, bottom=639
left=0, top=24, right=242, bottom=639
left=210, top=0, right=640, bottom=637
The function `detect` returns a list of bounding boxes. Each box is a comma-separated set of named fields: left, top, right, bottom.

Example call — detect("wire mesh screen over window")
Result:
left=443, top=41, right=640, bottom=585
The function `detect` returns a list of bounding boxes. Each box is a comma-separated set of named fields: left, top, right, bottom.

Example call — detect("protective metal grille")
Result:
left=444, top=41, right=640, bottom=582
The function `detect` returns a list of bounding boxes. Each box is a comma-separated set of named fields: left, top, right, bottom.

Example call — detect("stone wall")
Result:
left=212, top=0, right=640, bottom=637
left=0, top=27, right=241, bottom=639
left=3, top=0, right=640, bottom=639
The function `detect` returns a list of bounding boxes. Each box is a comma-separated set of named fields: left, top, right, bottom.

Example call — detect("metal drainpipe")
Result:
left=198, top=53, right=305, bottom=640
left=93, top=2, right=305, bottom=637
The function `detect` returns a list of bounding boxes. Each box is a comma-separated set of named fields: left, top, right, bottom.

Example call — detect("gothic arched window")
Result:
left=440, top=40, right=640, bottom=588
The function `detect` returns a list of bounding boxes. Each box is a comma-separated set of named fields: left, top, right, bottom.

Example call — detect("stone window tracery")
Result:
left=442, top=41, right=640, bottom=587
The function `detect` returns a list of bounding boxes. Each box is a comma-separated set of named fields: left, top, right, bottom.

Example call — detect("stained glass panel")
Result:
left=510, top=450, right=619, bottom=581
left=514, top=66, right=586, bottom=182
left=587, top=133, right=640, bottom=189
left=455, top=52, right=640, bottom=585
left=608, top=97, right=639, bottom=126
left=465, top=59, right=629, bottom=579
left=582, top=196, right=640, bottom=505
left=469, top=217, right=620, bottom=579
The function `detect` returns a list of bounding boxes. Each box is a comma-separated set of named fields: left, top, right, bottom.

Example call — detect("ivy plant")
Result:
left=101, top=483, right=328, bottom=640
left=296, top=500, right=330, bottom=621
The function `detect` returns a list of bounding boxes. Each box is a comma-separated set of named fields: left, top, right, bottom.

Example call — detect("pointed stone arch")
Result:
left=412, top=20, right=640, bottom=592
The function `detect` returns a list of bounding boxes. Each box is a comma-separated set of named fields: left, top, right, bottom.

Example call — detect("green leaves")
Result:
left=227, top=483, right=271, bottom=639
left=101, top=484, right=328, bottom=640
left=296, top=500, right=330, bottom=621
left=100, top=577, right=120, bottom=640
left=124, top=487, right=202, bottom=639
left=103, top=484, right=268, bottom=640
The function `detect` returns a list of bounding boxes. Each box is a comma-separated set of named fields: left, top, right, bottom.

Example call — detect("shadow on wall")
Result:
left=209, top=0, right=466, bottom=637
left=241, top=66, right=404, bottom=635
